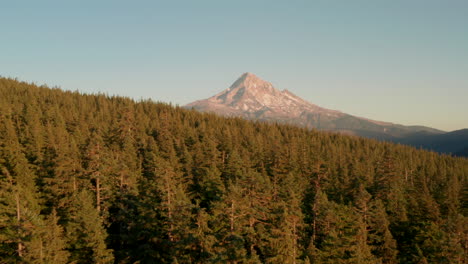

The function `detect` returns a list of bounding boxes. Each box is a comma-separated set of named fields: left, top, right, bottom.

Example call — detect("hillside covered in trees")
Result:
left=0, top=77, right=467, bottom=263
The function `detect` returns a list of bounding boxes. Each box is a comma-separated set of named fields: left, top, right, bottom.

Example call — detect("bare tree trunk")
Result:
left=165, top=169, right=174, bottom=242
left=230, top=200, right=235, bottom=234
left=249, top=216, right=255, bottom=256
left=312, top=201, right=317, bottom=244
left=120, top=172, right=124, bottom=190
left=73, top=175, right=77, bottom=192
left=71, top=162, right=78, bottom=193
left=39, top=238, right=43, bottom=261
left=96, top=178, right=101, bottom=212
left=16, top=192, right=23, bottom=257
left=292, top=220, right=297, bottom=264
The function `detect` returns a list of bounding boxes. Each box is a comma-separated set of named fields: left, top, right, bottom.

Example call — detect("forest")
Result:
left=0, top=77, right=467, bottom=263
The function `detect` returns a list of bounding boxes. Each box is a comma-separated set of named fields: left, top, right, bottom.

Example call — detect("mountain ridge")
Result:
left=185, top=72, right=444, bottom=137
left=186, top=72, right=341, bottom=119
left=185, top=73, right=468, bottom=156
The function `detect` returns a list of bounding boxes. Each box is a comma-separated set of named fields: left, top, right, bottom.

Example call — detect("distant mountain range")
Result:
left=394, top=129, right=468, bottom=156
left=185, top=73, right=468, bottom=157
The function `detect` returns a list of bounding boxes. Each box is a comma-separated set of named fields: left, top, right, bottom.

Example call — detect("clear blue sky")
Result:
left=1, top=0, right=467, bottom=131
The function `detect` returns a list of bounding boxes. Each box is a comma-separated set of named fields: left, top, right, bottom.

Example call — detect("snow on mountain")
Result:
left=186, top=72, right=342, bottom=119
left=185, top=73, right=444, bottom=138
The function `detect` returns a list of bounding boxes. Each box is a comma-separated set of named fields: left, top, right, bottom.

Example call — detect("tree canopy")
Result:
left=0, top=77, right=467, bottom=263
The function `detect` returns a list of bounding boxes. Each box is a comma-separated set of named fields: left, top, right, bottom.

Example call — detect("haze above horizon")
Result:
left=1, top=0, right=467, bottom=131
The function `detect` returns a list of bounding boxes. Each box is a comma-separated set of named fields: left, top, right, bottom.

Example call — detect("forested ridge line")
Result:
left=0, top=77, right=467, bottom=263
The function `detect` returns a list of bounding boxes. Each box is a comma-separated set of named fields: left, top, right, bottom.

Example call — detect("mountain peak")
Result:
left=240, top=72, right=256, bottom=79
left=185, top=73, right=446, bottom=143
left=238, top=72, right=260, bottom=81
left=229, top=72, right=274, bottom=92
left=186, top=72, right=339, bottom=119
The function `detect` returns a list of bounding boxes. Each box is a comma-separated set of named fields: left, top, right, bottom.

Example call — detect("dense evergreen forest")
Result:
left=0, top=77, right=467, bottom=263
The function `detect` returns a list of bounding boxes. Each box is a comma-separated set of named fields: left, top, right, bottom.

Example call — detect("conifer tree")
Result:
left=210, top=181, right=248, bottom=263
left=27, top=209, right=69, bottom=264
left=1, top=77, right=467, bottom=263
left=368, top=199, right=398, bottom=264
left=0, top=115, right=42, bottom=262
left=267, top=170, right=306, bottom=264
left=66, top=190, right=113, bottom=264
left=83, top=131, right=112, bottom=215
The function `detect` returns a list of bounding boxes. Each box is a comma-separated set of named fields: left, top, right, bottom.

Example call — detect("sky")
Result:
left=1, top=0, right=467, bottom=131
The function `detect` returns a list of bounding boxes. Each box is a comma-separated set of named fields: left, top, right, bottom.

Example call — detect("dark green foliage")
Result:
left=0, top=77, right=467, bottom=263
left=66, top=190, right=113, bottom=263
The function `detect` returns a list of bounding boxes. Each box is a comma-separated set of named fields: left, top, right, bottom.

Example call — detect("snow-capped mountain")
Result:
left=186, top=73, right=342, bottom=120
left=185, top=73, right=443, bottom=139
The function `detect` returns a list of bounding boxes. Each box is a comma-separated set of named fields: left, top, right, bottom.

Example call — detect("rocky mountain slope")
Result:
left=185, top=73, right=443, bottom=139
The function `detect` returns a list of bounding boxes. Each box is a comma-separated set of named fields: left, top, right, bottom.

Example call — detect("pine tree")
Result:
left=267, top=171, right=306, bottom=264
left=210, top=181, right=248, bottom=263
left=1, top=77, right=467, bottom=263
left=371, top=150, right=407, bottom=222
left=0, top=114, right=43, bottom=262
left=83, top=131, right=113, bottom=215
left=368, top=199, right=398, bottom=264
left=197, top=164, right=225, bottom=211
left=27, top=209, right=69, bottom=264
left=66, top=190, right=113, bottom=264
left=0, top=166, right=20, bottom=263
left=145, top=145, right=195, bottom=263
